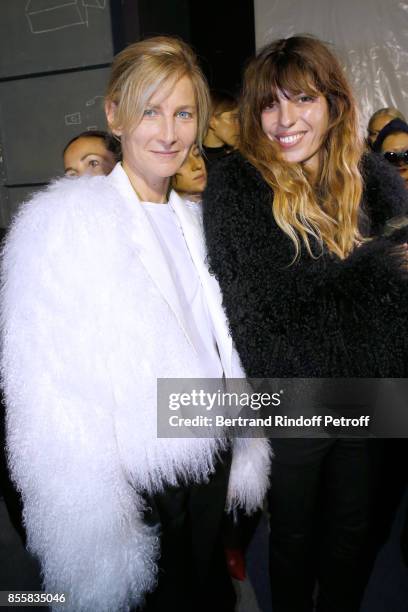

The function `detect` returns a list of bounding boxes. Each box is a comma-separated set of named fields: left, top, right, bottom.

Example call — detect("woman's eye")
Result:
left=177, top=111, right=192, bottom=119
left=89, top=159, right=100, bottom=167
left=263, top=103, right=277, bottom=112
left=298, top=95, right=315, bottom=103
left=143, top=109, right=157, bottom=117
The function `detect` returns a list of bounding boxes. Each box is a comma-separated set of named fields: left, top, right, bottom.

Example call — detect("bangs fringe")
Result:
left=258, top=57, right=321, bottom=111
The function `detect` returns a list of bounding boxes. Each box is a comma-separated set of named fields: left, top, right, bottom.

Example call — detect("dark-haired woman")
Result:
left=63, top=129, right=121, bottom=176
left=203, top=35, right=408, bottom=612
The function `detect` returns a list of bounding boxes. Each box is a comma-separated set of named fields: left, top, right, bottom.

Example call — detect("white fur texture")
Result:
left=227, top=438, right=272, bottom=514
left=1, top=173, right=270, bottom=610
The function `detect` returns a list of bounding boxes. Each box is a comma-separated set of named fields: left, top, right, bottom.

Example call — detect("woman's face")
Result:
left=261, top=89, right=329, bottom=179
left=64, top=137, right=116, bottom=177
left=172, top=144, right=207, bottom=195
left=115, top=75, right=197, bottom=185
left=382, top=132, right=408, bottom=187
left=211, top=108, right=240, bottom=147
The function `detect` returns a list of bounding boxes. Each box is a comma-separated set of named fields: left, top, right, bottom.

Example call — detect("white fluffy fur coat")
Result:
left=1, top=165, right=271, bottom=611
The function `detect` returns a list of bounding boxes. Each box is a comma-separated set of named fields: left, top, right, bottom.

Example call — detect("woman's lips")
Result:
left=151, top=150, right=179, bottom=158
left=275, top=132, right=305, bottom=149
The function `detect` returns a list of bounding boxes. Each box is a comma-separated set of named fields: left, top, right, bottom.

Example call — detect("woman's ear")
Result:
left=105, top=100, right=122, bottom=137
left=208, top=114, right=218, bottom=132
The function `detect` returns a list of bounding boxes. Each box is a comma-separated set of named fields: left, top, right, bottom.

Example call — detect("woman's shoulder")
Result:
left=3, top=174, right=122, bottom=267
left=203, top=151, right=277, bottom=251
left=207, top=150, right=266, bottom=188
left=21, top=173, right=113, bottom=215
left=9, top=174, right=119, bottom=236
left=204, top=151, right=270, bottom=216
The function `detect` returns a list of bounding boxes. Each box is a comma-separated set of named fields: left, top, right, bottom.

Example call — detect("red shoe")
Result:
left=225, top=547, right=246, bottom=581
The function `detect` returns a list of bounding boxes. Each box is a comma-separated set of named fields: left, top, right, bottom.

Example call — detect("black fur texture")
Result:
left=203, top=152, right=408, bottom=378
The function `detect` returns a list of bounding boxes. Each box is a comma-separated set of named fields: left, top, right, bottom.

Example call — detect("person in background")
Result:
left=172, top=144, right=207, bottom=202
left=63, top=129, right=121, bottom=176
left=1, top=37, right=270, bottom=612
left=204, top=35, right=408, bottom=612
left=370, top=116, right=408, bottom=583
left=373, top=118, right=408, bottom=188
left=367, top=107, right=406, bottom=149
left=203, top=89, right=239, bottom=169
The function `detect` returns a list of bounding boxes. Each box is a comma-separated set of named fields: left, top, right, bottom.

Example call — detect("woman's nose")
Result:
left=279, top=101, right=297, bottom=128
left=159, top=117, right=177, bottom=144
left=191, top=156, right=203, bottom=171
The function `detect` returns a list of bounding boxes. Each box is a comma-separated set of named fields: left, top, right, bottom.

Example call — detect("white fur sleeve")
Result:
left=1, top=181, right=158, bottom=611
left=226, top=437, right=272, bottom=514
left=226, top=351, right=272, bottom=514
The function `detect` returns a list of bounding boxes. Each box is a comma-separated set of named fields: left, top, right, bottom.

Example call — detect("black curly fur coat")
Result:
left=203, top=152, right=408, bottom=378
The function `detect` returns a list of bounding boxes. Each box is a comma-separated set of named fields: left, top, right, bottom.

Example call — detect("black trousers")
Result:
left=402, top=502, right=408, bottom=567
left=268, top=438, right=374, bottom=612
left=368, top=439, right=408, bottom=554
left=141, top=449, right=236, bottom=612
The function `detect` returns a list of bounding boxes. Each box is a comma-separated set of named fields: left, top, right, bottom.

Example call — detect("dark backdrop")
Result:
left=0, top=0, right=255, bottom=226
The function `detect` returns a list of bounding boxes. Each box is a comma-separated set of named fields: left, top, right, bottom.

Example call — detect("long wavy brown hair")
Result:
left=240, top=35, right=364, bottom=260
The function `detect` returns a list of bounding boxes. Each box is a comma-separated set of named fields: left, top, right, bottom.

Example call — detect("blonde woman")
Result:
left=203, top=36, right=408, bottom=612
left=1, top=37, right=270, bottom=612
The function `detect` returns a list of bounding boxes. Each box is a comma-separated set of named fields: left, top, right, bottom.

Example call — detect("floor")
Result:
left=1, top=493, right=407, bottom=612
left=238, top=492, right=408, bottom=612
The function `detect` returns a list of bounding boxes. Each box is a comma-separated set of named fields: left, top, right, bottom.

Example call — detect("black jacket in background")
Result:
left=360, top=152, right=408, bottom=236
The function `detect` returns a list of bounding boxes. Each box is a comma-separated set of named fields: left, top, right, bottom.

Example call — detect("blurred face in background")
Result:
left=172, top=144, right=207, bottom=201
left=382, top=132, right=408, bottom=187
left=64, top=136, right=117, bottom=177
left=367, top=114, right=395, bottom=147
left=210, top=108, right=240, bottom=147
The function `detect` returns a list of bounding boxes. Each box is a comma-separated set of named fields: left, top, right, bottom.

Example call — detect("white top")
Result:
left=142, top=200, right=223, bottom=378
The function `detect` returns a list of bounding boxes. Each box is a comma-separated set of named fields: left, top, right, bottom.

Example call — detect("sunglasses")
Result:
left=383, top=150, right=408, bottom=166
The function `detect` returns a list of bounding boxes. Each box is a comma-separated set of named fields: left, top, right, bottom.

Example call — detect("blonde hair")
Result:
left=240, top=35, right=364, bottom=261
left=368, top=107, right=406, bottom=130
left=105, top=36, right=210, bottom=147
